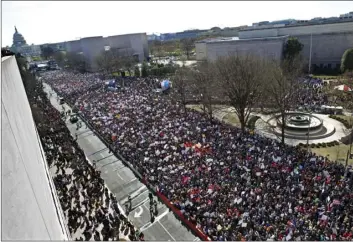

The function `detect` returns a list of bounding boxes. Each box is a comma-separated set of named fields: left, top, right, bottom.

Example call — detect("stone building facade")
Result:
left=61, top=33, right=148, bottom=72
left=238, top=21, right=353, bottom=67
left=196, top=21, right=353, bottom=69
left=196, top=36, right=287, bottom=62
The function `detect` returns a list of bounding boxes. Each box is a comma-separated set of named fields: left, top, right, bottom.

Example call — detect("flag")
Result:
left=182, top=176, right=190, bottom=185
left=332, top=199, right=341, bottom=206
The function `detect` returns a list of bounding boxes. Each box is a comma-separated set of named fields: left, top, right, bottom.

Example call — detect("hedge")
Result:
left=329, top=115, right=353, bottom=129
left=247, top=116, right=260, bottom=129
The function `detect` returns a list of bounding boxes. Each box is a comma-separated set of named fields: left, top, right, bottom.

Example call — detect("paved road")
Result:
left=43, top=83, right=199, bottom=241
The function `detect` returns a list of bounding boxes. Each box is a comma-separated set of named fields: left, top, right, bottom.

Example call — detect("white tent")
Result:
left=334, top=84, right=352, bottom=92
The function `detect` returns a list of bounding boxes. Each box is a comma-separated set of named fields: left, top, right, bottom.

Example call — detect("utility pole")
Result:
left=346, top=115, right=353, bottom=168
left=306, top=112, right=312, bottom=154
left=308, top=33, right=313, bottom=74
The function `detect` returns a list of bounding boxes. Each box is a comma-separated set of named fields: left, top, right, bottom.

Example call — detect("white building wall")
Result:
left=239, top=28, right=279, bottom=39
left=19, top=45, right=42, bottom=57
left=204, top=38, right=286, bottom=62
left=195, top=42, right=208, bottom=61
left=278, top=22, right=353, bottom=36
left=106, top=35, right=132, bottom=49
left=297, top=32, right=353, bottom=66
left=129, top=34, right=147, bottom=62
left=80, top=37, right=105, bottom=72
left=1, top=56, right=70, bottom=240
left=104, top=33, right=149, bottom=62
left=239, top=21, right=353, bottom=39
left=65, top=40, right=82, bottom=53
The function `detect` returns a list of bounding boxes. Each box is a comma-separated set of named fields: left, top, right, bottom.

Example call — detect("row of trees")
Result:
left=149, top=38, right=195, bottom=59
left=172, top=53, right=304, bottom=145
left=95, top=48, right=138, bottom=76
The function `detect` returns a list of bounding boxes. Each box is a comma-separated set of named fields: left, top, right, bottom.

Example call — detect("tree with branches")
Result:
left=180, top=38, right=194, bottom=60
left=283, top=37, right=303, bottom=61
left=264, top=57, right=303, bottom=144
left=141, top=61, right=149, bottom=77
left=189, top=61, right=220, bottom=121
left=41, top=46, right=55, bottom=60
left=66, top=52, right=89, bottom=73
left=341, top=48, right=353, bottom=73
left=214, top=54, right=267, bottom=133
left=53, top=51, right=65, bottom=67
left=171, top=66, right=190, bottom=115
left=95, top=50, right=115, bottom=74
left=134, top=66, right=140, bottom=77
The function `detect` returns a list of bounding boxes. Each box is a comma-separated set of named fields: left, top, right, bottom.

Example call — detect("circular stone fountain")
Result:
left=267, top=112, right=336, bottom=140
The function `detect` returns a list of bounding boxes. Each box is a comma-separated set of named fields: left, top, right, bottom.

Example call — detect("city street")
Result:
left=44, top=83, right=199, bottom=241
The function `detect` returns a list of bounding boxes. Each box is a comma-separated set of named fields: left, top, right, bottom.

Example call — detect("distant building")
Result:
left=147, top=34, right=161, bottom=41
left=195, top=36, right=287, bottom=62
left=40, top=42, right=65, bottom=52
left=238, top=20, right=353, bottom=67
left=58, top=33, right=148, bottom=72
left=10, top=26, right=42, bottom=57
left=18, top=44, right=42, bottom=57
left=340, top=12, right=353, bottom=19
left=160, top=29, right=208, bottom=41
left=11, top=26, right=27, bottom=50
left=104, top=33, right=149, bottom=63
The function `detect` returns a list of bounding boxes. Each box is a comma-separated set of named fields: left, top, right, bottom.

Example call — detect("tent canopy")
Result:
left=334, top=84, right=352, bottom=92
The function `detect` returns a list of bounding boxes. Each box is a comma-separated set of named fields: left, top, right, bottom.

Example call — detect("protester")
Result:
left=298, top=77, right=328, bottom=111
left=30, top=79, right=139, bottom=241
left=42, top=70, right=353, bottom=241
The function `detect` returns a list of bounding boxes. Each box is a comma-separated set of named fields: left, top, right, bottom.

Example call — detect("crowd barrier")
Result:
left=59, top=96, right=210, bottom=241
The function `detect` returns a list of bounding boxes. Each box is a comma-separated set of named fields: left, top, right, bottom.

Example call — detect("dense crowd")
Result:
left=42, top=70, right=353, bottom=241
left=297, top=77, right=328, bottom=111
left=30, top=79, right=141, bottom=241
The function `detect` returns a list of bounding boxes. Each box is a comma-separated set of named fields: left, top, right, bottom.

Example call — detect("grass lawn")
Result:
left=187, top=105, right=242, bottom=126
left=223, top=113, right=240, bottom=126
left=312, top=75, right=340, bottom=79
left=186, top=105, right=204, bottom=112
left=335, top=115, right=353, bottom=123
left=112, top=71, right=137, bottom=77
left=186, top=105, right=228, bottom=112
left=311, top=144, right=353, bottom=165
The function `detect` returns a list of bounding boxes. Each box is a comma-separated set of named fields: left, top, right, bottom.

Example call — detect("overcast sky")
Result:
left=2, top=1, right=353, bottom=46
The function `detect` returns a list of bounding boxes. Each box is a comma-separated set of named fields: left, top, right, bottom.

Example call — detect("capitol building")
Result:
left=11, top=26, right=41, bottom=57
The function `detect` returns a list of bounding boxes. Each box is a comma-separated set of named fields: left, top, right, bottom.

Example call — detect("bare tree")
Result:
left=171, top=66, right=189, bottom=115
left=66, top=52, right=89, bottom=73
left=121, top=53, right=137, bottom=76
left=214, top=54, right=267, bottom=133
left=264, top=57, right=303, bottom=145
left=95, top=50, right=114, bottom=74
left=154, top=40, right=164, bottom=60
left=53, top=51, right=65, bottom=67
left=189, top=61, right=220, bottom=121
left=180, top=38, right=194, bottom=60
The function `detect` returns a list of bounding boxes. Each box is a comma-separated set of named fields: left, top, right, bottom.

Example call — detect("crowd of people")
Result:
left=297, top=77, right=328, bottom=112
left=30, top=79, right=142, bottom=241
left=41, top=70, right=353, bottom=241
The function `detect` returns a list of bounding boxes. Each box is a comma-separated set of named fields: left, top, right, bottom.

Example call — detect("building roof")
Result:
left=196, top=35, right=288, bottom=44
left=240, top=18, right=353, bottom=32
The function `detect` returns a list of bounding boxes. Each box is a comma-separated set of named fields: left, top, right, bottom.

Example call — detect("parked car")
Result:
left=59, top=98, right=65, bottom=105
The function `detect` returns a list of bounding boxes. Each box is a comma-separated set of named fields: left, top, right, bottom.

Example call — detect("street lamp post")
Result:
left=345, top=114, right=353, bottom=168
left=308, top=33, right=313, bottom=74
left=306, top=112, right=312, bottom=154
